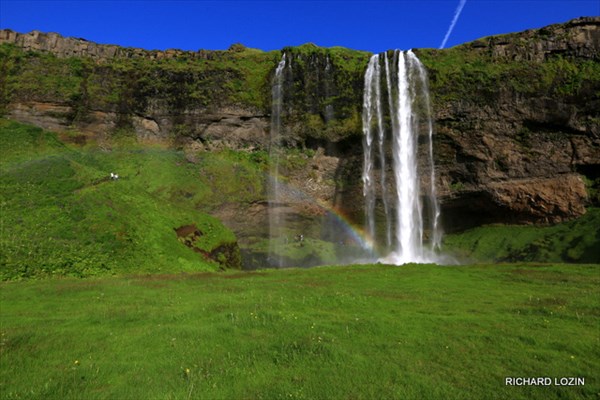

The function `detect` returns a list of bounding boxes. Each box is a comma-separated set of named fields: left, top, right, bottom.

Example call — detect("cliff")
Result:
left=416, top=16, right=600, bottom=229
left=1, top=17, right=599, bottom=234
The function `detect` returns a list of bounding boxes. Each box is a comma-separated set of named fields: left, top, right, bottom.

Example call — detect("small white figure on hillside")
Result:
left=110, top=172, right=119, bottom=180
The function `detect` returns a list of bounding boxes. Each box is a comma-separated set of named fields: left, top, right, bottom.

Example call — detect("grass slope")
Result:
left=0, top=263, right=598, bottom=399
left=443, top=209, right=600, bottom=264
left=0, top=119, right=248, bottom=279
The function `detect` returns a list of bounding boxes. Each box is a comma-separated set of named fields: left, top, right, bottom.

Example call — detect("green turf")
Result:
left=0, top=263, right=598, bottom=399
left=443, top=209, right=600, bottom=264
left=0, top=119, right=246, bottom=279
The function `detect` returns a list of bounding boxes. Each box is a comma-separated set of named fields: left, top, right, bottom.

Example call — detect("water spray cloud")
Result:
left=439, top=0, right=467, bottom=49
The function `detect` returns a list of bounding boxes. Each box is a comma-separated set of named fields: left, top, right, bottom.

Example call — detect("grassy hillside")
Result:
left=2, top=118, right=598, bottom=280
left=0, top=119, right=252, bottom=279
left=1, top=263, right=598, bottom=399
left=443, top=209, right=600, bottom=264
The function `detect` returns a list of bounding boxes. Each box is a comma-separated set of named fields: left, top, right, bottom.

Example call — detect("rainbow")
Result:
left=268, top=174, right=379, bottom=259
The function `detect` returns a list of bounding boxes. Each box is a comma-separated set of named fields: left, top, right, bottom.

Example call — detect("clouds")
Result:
left=439, top=0, right=467, bottom=49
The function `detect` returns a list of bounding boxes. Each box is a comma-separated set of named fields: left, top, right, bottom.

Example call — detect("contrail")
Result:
left=439, top=0, right=467, bottom=49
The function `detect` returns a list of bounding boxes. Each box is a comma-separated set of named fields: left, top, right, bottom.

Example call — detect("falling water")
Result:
left=268, top=54, right=287, bottom=267
left=362, top=55, right=377, bottom=243
left=324, top=55, right=335, bottom=122
left=362, top=50, right=442, bottom=264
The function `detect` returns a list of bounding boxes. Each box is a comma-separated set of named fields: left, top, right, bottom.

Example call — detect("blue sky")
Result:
left=0, top=1, right=598, bottom=53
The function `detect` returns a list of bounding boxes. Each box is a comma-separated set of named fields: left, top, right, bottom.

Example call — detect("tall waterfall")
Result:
left=268, top=54, right=287, bottom=267
left=362, top=50, right=442, bottom=264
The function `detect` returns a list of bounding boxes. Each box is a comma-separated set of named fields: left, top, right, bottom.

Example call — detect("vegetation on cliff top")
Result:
left=0, top=41, right=370, bottom=117
left=0, top=41, right=373, bottom=145
left=416, top=46, right=600, bottom=109
left=0, top=41, right=279, bottom=114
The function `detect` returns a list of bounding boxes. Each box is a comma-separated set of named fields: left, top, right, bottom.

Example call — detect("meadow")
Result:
left=0, top=119, right=254, bottom=278
left=1, top=263, right=599, bottom=399
left=1, top=119, right=599, bottom=399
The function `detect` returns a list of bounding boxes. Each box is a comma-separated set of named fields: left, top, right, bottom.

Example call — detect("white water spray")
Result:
left=362, top=50, right=442, bottom=264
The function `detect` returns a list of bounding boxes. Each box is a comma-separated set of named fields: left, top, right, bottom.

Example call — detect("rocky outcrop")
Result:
left=1, top=18, right=599, bottom=233
left=174, top=223, right=242, bottom=269
left=430, top=93, right=599, bottom=227
left=0, top=29, right=228, bottom=61
left=167, top=107, right=270, bottom=150
left=1, top=29, right=124, bottom=59
left=467, top=16, right=600, bottom=61
left=442, top=175, right=588, bottom=230
left=5, top=101, right=270, bottom=148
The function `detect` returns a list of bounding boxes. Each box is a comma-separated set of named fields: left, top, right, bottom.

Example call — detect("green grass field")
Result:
left=1, top=119, right=599, bottom=399
left=443, top=209, right=600, bottom=264
left=1, top=263, right=598, bottom=399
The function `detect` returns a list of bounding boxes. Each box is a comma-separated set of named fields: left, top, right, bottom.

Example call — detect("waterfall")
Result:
left=361, top=55, right=377, bottom=243
left=362, top=50, right=442, bottom=264
left=324, top=55, right=335, bottom=122
left=268, top=54, right=287, bottom=267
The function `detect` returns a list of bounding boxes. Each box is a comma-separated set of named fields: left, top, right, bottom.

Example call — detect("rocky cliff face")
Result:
left=1, top=17, right=599, bottom=234
left=0, top=29, right=228, bottom=60
left=418, top=16, right=600, bottom=229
